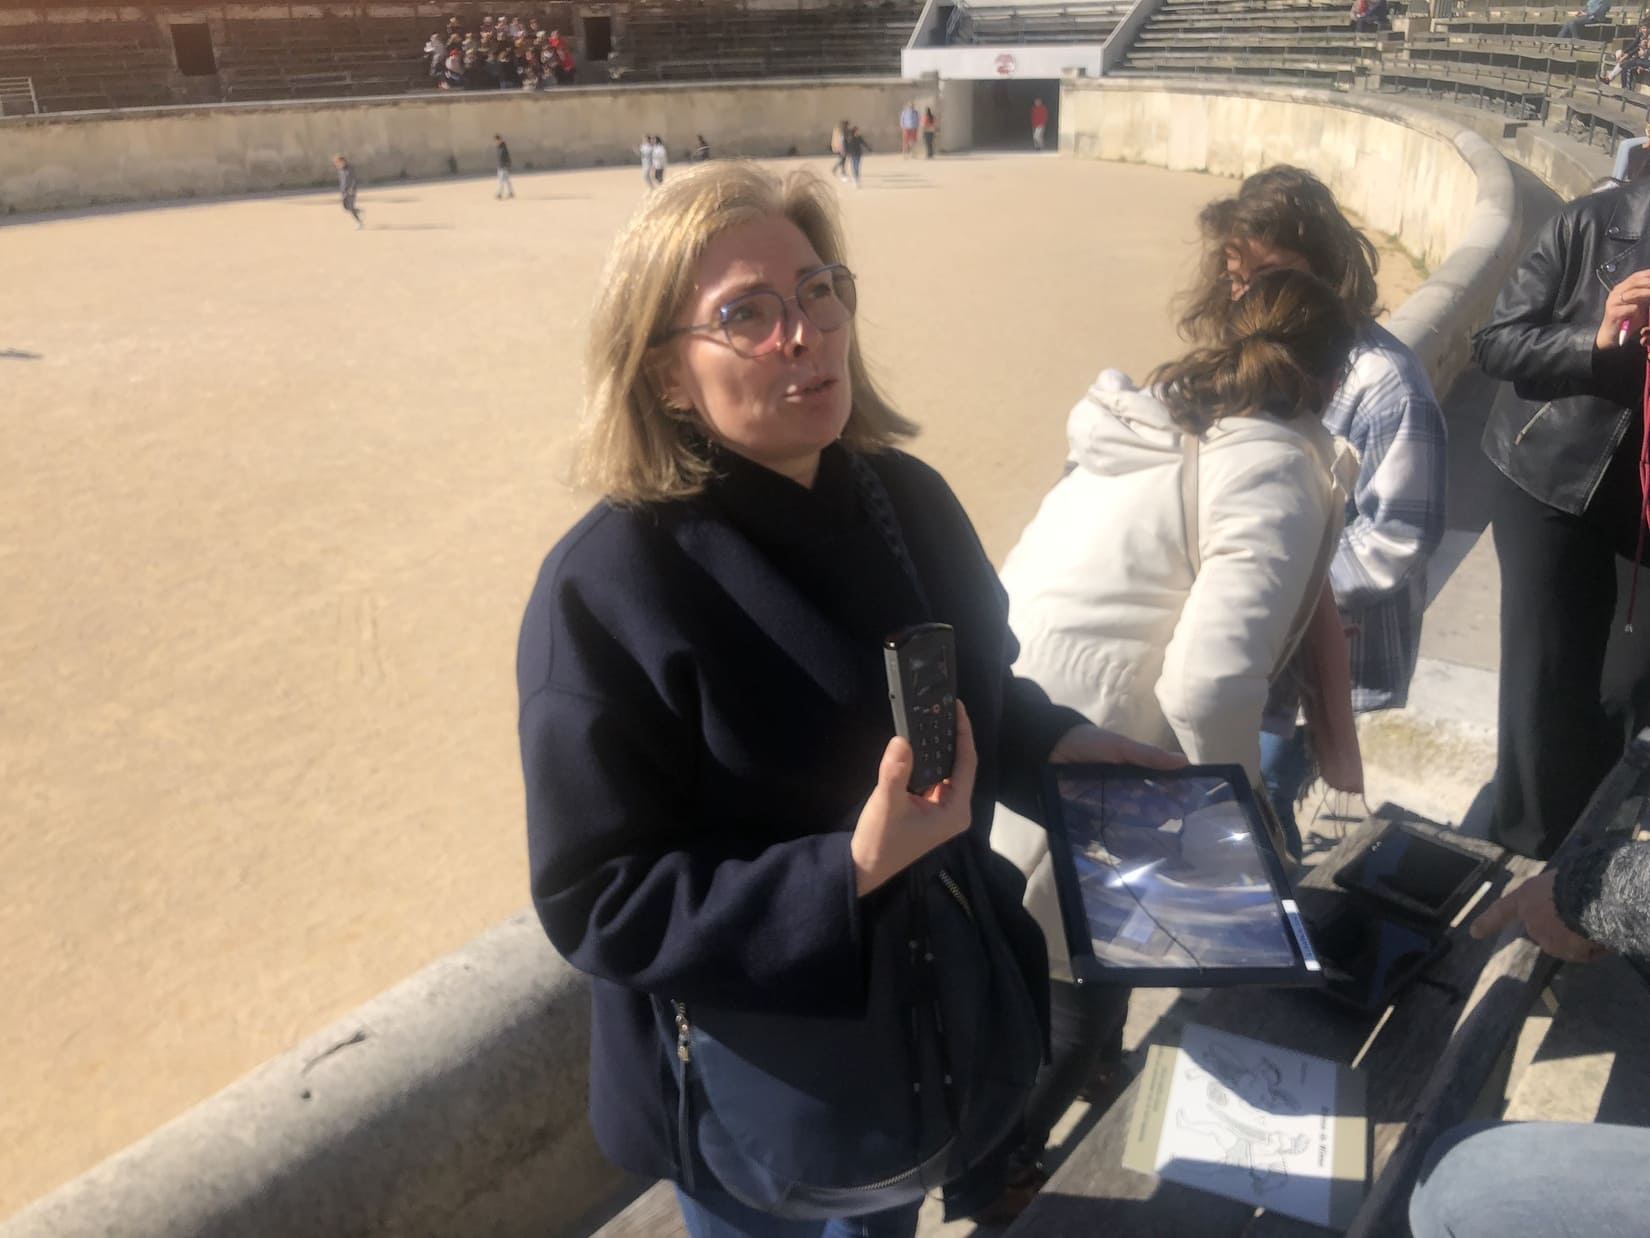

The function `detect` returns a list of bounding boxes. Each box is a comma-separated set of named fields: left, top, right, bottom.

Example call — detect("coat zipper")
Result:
left=672, top=999, right=692, bottom=1062
left=937, top=866, right=974, bottom=925
left=670, top=999, right=696, bottom=1191
left=1513, top=404, right=1550, bottom=446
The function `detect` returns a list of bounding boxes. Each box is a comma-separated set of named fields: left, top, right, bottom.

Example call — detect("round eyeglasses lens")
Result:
left=797, top=267, right=857, bottom=335
left=720, top=292, right=788, bottom=357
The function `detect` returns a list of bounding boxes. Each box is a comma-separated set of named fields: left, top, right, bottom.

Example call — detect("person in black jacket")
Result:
left=1473, top=177, right=1650, bottom=859
left=843, top=125, right=870, bottom=188
left=516, top=160, right=1179, bottom=1238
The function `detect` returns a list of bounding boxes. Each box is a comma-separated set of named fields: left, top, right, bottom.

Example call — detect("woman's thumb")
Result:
left=878, top=736, right=914, bottom=795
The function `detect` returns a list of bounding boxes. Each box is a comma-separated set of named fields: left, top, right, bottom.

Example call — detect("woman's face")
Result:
left=1224, top=236, right=1313, bottom=300
left=662, top=215, right=853, bottom=488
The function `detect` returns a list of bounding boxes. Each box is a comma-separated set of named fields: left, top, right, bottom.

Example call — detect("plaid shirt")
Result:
left=1267, top=322, right=1448, bottom=722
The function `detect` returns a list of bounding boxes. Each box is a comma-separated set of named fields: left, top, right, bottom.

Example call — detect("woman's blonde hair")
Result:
left=575, top=160, right=918, bottom=503
left=1149, top=267, right=1354, bottom=437
left=1177, top=164, right=1380, bottom=347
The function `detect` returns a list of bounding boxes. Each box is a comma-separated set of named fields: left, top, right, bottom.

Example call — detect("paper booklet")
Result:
left=1121, top=1024, right=1368, bottom=1231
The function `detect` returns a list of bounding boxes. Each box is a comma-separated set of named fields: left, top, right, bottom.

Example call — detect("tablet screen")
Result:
left=1051, top=769, right=1301, bottom=973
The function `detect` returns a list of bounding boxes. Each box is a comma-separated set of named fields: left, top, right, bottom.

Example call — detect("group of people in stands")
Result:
left=425, top=14, right=576, bottom=92
left=1601, top=17, right=1650, bottom=84
left=1350, top=0, right=1390, bottom=32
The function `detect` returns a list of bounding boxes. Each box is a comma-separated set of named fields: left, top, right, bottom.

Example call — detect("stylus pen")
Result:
left=1620, top=318, right=1633, bottom=348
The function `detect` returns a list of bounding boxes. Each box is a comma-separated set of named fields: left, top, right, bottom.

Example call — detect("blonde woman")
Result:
left=987, top=268, right=1359, bottom=1210
left=515, top=162, right=1178, bottom=1238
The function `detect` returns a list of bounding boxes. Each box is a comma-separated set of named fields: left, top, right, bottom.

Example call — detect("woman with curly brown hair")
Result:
left=1182, top=165, right=1447, bottom=860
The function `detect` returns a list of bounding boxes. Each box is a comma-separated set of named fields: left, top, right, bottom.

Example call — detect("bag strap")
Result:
left=1180, top=431, right=1201, bottom=576
left=849, top=453, right=934, bottom=619
left=1181, top=425, right=1342, bottom=681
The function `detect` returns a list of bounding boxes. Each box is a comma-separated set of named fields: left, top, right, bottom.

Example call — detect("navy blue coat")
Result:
left=517, top=444, right=1085, bottom=1183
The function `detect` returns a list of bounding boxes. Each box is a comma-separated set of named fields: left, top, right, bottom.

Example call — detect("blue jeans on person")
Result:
left=1409, top=1120, right=1650, bottom=1237
left=674, top=1186, right=921, bottom=1238
left=1258, top=726, right=1309, bottom=862
left=1557, top=16, right=1594, bottom=36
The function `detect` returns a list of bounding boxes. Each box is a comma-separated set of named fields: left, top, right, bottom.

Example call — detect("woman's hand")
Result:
left=1469, top=870, right=1608, bottom=963
left=1596, top=269, right=1650, bottom=350
left=850, top=702, right=979, bottom=897
left=1048, top=723, right=1188, bottom=769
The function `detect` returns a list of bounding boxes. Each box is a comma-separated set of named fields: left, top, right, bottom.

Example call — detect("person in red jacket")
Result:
left=1030, top=98, right=1050, bottom=151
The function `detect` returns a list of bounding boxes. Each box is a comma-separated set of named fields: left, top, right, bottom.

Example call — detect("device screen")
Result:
left=1312, top=907, right=1441, bottom=1010
left=1050, top=771, right=1299, bottom=972
left=1340, top=830, right=1483, bottom=914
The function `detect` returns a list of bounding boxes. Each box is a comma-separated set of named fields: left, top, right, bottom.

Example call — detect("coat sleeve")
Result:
left=520, top=677, right=867, bottom=1016
left=998, top=644, right=1091, bottom=821
left=1555, top=837, right=1650, bottom=966
left=1156, top=446, right=1334, bottom=782
left=1472, top=207, right=1643, bottom=407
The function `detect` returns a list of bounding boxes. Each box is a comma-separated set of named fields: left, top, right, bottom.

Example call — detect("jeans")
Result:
left=1557, top=16, right=1593, bottom=36
left=674, top=1186, right=921, bottom=1238
left=1409, top=1120, right=1650, bottom=1237
left=496, top=168, right=513, bottom=197
left=1258, top=727, right=1309, bottom=861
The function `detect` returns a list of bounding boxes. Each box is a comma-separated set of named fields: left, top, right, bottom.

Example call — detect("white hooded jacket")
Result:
left=991, top=371, right=1358, bottom=976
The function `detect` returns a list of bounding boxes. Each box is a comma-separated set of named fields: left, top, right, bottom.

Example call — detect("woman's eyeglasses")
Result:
left=662, top=265, right=857, bottom=358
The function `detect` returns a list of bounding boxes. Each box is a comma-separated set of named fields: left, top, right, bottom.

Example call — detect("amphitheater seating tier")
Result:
left=948, top=1, right=1133, bottom=46
left=7, top=0, right=1650, bottom=174
left=1119, top=0, right=1387, bottom=89
left=619, top=2, right=923, bottom=82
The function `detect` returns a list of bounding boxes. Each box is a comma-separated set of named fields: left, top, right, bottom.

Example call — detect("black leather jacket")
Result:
left=1475, top=177, right=1650, bottom=515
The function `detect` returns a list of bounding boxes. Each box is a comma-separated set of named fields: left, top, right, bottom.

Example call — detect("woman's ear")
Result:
left=650, top=353, right=696, bottom=417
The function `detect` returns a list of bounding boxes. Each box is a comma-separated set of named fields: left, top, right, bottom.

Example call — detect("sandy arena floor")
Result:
left=0, top=151, right=1422, bottom=1216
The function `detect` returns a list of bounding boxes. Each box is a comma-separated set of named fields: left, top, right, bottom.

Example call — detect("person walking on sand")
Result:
left=334, top=154, right=363, bottom=229
left=900, top=100, right=920, bottom=157
left=1030, top=98, right=1050, bottom=151
left=494, top=133, right=515, bottom=199
left=921, top=106, right=938, bottom=159
left=843, top=123, right=870, bottom=188
left=650, top=134, right=667, bottom=186
left=639, top=134, right=655, bottom=190
left=830, top=120, right=849, bottom=181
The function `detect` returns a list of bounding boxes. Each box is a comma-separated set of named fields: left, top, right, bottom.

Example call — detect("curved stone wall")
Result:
left=1, top=913, right=618, bottom=1238
left=0, top=78, right=924, bottom=215
left=1060, top=77, right=1523, bottom=393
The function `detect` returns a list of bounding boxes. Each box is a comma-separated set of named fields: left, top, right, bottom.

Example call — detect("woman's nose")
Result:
left=780, top=305, right=822, bottom=356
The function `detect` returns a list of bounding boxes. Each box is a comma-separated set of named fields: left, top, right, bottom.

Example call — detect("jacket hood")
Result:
left=1065, top=377, right=1183, bottom=476
left=1066, top=369, right=1355, bottom=490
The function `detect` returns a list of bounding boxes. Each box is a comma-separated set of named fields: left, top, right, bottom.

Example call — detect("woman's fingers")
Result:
left=1048, top=722, right=1187, bottom=769
left=936, top=701, right=979, bottom=806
